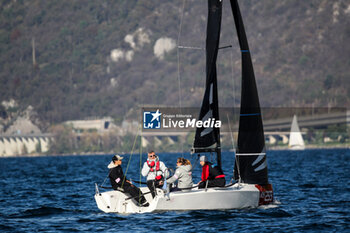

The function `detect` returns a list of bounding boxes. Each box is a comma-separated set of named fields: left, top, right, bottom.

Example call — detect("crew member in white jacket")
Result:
left=141, top=151, right=169, bottom=198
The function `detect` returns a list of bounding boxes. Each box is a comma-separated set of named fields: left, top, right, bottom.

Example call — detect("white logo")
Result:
left=143, top=109, right=162, bottom=129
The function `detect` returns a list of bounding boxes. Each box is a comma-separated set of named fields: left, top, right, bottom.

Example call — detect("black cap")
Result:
left=112, top=154, right=124, bottom=161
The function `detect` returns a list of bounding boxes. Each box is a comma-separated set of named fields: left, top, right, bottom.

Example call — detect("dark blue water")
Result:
left=0, top=149, right=349, bottom=232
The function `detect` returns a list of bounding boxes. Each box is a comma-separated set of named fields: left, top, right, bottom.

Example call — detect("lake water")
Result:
left=0, top=149, right=349, bottom=232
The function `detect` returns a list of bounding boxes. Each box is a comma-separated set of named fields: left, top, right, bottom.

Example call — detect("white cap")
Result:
left=199, top=155, right=207, bottom=162
left=112, top=154, right=123, bottom=161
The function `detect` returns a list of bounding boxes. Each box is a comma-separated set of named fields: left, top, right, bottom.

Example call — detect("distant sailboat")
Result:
left=288, top=115, right=305, bottom=150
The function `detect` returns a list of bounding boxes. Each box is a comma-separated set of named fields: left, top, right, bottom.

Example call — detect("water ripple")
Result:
left=0, top=149, right=349, bottom=232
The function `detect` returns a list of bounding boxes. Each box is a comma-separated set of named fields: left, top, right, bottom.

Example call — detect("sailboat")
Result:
left=288, top=115, right=305, bottom=150
left=95, top=0, right=273, bottom=214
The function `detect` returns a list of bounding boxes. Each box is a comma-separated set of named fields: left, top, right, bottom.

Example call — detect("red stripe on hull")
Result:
left=255, top=184, right=273, bottom=205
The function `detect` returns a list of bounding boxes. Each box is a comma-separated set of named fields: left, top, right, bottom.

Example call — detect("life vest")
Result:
left=201, top=164, right=210, bottom=182
left=201, top=162, right=225, bottom=181
left=147, top=159, right=164, bottom=181
left=147, top=160, right=160, bottom=172
left=211, top=164, right=225, bottom=179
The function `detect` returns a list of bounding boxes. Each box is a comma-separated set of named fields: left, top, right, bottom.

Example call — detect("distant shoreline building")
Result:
left=64, top=117, right=118, bottom=134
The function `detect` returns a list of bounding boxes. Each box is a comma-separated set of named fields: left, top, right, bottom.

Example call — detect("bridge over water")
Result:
left=0, top=134, right=52, bottom=157
left=263, top=110, right=349, bottom=131
left=140, top=111, right=349, bottom=146
left=1, top=111, right=347, bottom=156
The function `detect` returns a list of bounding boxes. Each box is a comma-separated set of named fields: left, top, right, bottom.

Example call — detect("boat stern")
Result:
left=94, top=192, right=114, bottom=213
left=255, top=184, right=273, bottom=205
left=94, top=185, right=157, bottom=214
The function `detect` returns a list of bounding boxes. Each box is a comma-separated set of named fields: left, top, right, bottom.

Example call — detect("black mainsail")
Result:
left=192, top=0, right=223, bottom=167
left=193, top=0, right=269, bottom=185
left=230, top=0, right=268, bottom=185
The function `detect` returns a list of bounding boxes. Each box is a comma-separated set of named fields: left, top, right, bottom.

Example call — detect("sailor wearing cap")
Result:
left=198, top=155, right=226, bottom=189
left=108, top=154, right=149, bottom=207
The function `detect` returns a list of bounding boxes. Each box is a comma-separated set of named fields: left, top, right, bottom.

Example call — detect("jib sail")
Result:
left=192, top=0, right=223, bottom=167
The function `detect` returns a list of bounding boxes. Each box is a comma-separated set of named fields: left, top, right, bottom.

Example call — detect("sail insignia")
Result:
left=254, top=160, right=267, bottom=172
left=200, top=110, right=213, bottom=137
left=209, top=83, right=213, bottom=104
left=252, top=154, right=265, bottom=166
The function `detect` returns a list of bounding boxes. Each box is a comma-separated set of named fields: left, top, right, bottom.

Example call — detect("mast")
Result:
left=192, top=0, right=222, bottom=167
left=230, top=0, right=269, bottom=185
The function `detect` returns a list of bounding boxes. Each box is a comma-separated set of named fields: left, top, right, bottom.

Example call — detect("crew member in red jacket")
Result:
left=198, top=155, right=225, bottom=189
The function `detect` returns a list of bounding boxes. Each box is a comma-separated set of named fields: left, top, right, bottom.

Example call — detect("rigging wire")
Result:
left=101, top=170, right=110, bottom=188
left=191, top=154, right=200, bottom=171
left=228, top=43, right=239, bottom=181
left=177, top=0, right=186, bottom=110
left=230, top=46, right=236, bottom=108
left=177, top=0, right=186, bottom=156
left=226, top=113, right=235, bottom=151
left=139, top=123, right=143, bottom=204
left=227, top=113, right=240, bottom=182
left=121, top=124, right=141, bottom=188
left=231, top=55, right=240, bottom=183
left=178, top=45, right=203, bottom=50
left=178, top=45, right=232, bottom=50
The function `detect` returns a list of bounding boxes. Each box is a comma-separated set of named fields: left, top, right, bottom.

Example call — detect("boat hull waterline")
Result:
left=94, top=183, right=273, bottom=214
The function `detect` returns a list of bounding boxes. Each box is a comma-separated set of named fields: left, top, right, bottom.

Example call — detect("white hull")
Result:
left=289, top=145, right=305, bottom=150
left=94, top=183, right=272, bottom=214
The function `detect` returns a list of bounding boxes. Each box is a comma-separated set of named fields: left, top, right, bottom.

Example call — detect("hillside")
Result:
left=1, top=0, right=349, bottom=130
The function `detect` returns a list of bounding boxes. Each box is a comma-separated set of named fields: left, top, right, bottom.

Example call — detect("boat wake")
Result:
left=258, top=200, right=281, bottom=209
